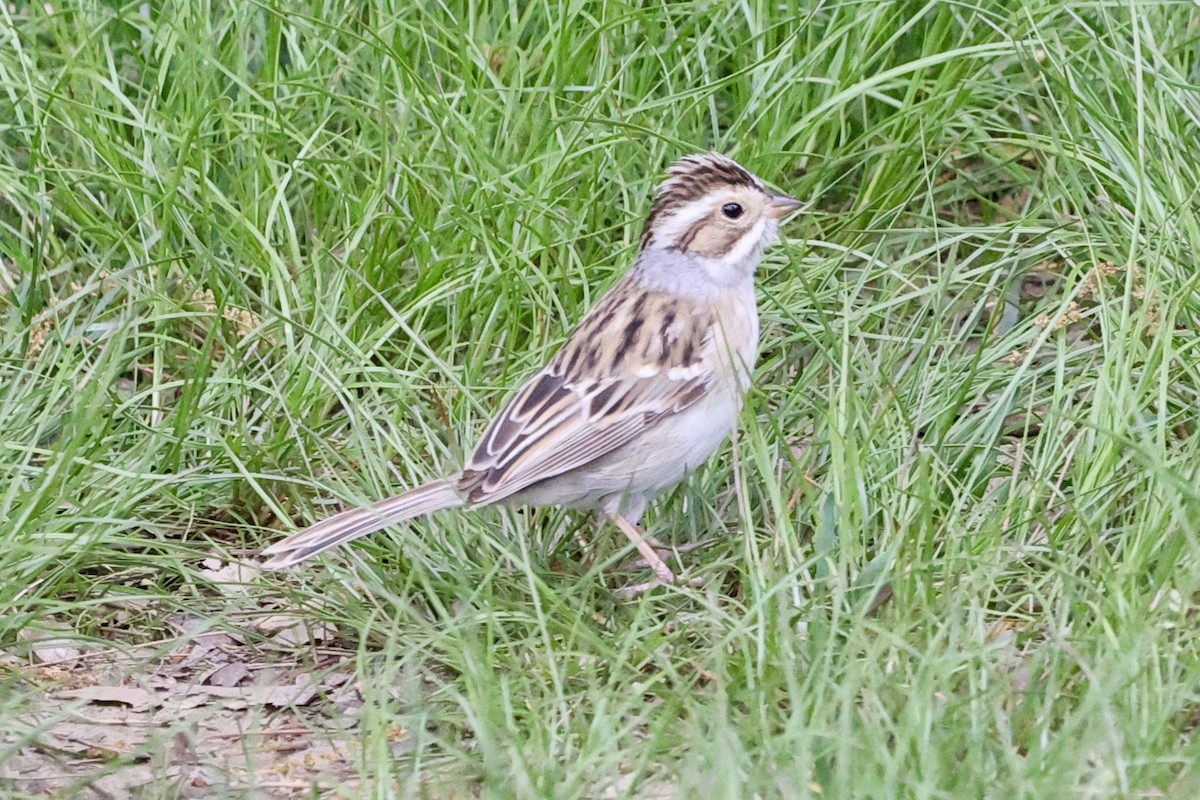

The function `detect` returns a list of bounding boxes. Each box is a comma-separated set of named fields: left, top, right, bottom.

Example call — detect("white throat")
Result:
left=632, top=235, right=768, bottom=300
left=703, top=216, right=777, bottom=282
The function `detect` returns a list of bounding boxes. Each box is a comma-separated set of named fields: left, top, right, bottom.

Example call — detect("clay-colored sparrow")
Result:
left=262, top=153, right=802, bottom=590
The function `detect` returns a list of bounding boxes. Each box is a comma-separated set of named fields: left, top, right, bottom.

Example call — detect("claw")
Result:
left=611, top=574, right=705, bottom=599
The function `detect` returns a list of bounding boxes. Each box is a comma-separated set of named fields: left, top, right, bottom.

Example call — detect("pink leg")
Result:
left=610, top=514, right=675, bottom=585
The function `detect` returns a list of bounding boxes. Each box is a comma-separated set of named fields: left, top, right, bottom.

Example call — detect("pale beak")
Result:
left=765, top=193, right=805, bottom=220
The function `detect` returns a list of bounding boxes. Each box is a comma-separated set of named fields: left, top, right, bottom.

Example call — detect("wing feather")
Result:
left=457, top=279, right=714, bottom=506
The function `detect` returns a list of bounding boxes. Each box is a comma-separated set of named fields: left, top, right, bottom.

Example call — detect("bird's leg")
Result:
left=610, top=514, right=675, bottom=585
left=640, top=537, right=707, bottom=565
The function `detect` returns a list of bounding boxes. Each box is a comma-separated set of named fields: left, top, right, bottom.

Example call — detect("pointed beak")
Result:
left=765, top=193, right=805, bottom=220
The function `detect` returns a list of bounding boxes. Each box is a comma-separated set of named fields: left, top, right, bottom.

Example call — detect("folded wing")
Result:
left=457, top=278, right=714, bottom=506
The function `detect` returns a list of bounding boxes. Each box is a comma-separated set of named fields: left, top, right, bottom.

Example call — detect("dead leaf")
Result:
left=37, top=719, right=150, bottom=759
left=255, top=613, right=301, bottom=633
left=179, top=631, right=238, bottom=669
left=601, top=771, right=678, bottom=799
left=17, top=623, right=83, bottom=664
left=170, top=676, right=321, bottom=711
left=4, top=605, right=395, bottom=795
left=197, top=561, right=261, bottom=596
left=201, top=662, right=252, bottom=688
left=242, top=678, right=320, bottom=709
left=255, top=611, right=336, bottom=647
left=53, top=685, right=157, bottom=712
left=270, top=620, right=334, bottom=648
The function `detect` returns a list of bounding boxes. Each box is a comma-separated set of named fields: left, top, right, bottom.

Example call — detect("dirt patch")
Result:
left=1, top=565, right=406, bottom=798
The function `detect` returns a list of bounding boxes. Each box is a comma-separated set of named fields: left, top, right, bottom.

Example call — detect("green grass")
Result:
left=3, top=0, right=1200, bottom=797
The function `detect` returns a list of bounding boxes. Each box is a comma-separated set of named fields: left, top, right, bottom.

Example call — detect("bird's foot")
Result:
left=625, top=538, right=706, bottom=572
left=612, top=573, right=705, bottom=599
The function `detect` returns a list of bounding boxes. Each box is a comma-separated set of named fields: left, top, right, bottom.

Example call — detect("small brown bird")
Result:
left=262, top=153, right=802, bottom=591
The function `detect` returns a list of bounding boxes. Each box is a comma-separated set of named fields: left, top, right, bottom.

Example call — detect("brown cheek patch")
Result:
left=688, top=224, right=742, bottom=259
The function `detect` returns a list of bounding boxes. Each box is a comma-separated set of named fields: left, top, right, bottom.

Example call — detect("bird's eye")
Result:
left=721, top=203, right=744, bottom=219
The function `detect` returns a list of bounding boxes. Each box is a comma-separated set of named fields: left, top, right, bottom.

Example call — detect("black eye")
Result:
left=721, top=202, right=744, bottom=219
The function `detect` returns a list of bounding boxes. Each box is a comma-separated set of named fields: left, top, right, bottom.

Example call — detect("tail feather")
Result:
left=261, top=479, right=463, bottom=569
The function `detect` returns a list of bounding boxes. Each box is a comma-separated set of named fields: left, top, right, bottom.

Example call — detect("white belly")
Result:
left=504, top=280, right=759, bottom=520
left=615, top=381, right=744, bottom=494
left=508, top=383, right=743, bottom=520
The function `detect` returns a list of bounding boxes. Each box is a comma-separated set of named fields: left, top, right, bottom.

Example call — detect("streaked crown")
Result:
left=640, top=153, right=763, bottom=248
left=638, top=153, right=801, bottom=261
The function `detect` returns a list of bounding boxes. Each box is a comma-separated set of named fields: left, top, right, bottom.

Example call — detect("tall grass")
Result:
left=2, top=1, right=1200, bottom=796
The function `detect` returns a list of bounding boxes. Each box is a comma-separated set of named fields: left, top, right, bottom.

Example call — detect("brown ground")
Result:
left=1, top=561, right=403, bottom=798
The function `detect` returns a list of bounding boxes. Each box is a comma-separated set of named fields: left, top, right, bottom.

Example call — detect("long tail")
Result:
left=260, top=479, right=463, bottom=569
